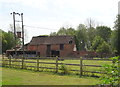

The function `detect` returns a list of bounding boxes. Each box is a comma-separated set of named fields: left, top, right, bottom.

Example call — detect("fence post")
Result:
left=9, top=55, right=11, bottom=68
left=80, top=57, right=83, bottom=77
left=37, top=57, right=39, bottom=71
left=56, top=56, right=58, bottom=73
left=22, top=56, right=24, bottom=69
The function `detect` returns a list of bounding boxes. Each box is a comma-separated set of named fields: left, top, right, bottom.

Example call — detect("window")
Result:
left=69, top=40, right=72, bottom=44
left=60, top=44, right=64, bottom=50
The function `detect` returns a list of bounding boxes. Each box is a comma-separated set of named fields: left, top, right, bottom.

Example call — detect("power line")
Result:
left=24, top=25, right=58, bottom=30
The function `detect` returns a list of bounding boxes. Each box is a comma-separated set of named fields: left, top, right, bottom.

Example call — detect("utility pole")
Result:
left=11, top=12, right=24, bottom=58
left=11, top=12, right=17, bottom=57
left=21, top=13, right=25, bottom=58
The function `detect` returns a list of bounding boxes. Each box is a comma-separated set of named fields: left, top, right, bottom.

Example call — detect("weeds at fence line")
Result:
left=60, top=64, right=71, bottom=75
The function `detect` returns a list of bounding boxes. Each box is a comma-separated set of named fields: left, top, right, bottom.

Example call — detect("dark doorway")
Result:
left=60, top=44, right=64, bottom=50
left=51, top=50, right=60, bottom=57
left=36, top=52, right=40, bottom=57
left=46, top=45, right=51, bottom=57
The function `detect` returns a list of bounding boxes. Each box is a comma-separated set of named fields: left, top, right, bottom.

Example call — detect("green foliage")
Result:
left=74, top=35, right=79, bottom=51
left=91, top=36, right=111, bottom=57
left=1, top=24, right=22, bottom=53
left=39, top=35, right=49, bottom=36
left=50, top=27, right=76, bottom=36
left=110, top=30, right=118, bottom=53
left=50, top=32, right=57, bottom=36
left=2, top=30, right=21, bottom=53
left=56, top=27, right=76, bottom=36
left=96, top=26, right=111, bottom=42
left=66, top=27, right=76, bottom=35
left=100, top=56, right=119, bottom=86
left=96, top=41, right=111, bottom=53
left=76, top=24, right=87, bottom=51
left=113, top=15, right=120, bottom=55
left=60, top=64, right=70, bottom=75
left=57, top=27, right=67, bottom=35
left=90, top=36, right=104, bottom=51
left=86, top=27, right=96, bottom=50
left=114, top=15, right=120, bottom=30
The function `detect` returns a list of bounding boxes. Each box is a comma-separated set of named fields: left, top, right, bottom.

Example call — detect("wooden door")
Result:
left=46, top=45, right=51, bottom=57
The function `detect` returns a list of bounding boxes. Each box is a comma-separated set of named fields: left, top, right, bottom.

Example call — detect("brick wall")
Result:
left=51, top=44, right=59, bottom=50
left=60, top=44, right=74, bottom=57
left=27, top=45, right=37, bottom=51
left=27, top=44, right=74, bottom=57
left=73, top=51, right=98, bottom=58
left=38, top=44, right=46, bottom=57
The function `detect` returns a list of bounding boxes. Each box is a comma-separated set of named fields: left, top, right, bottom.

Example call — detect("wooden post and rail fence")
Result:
left=1, top=55, right=113, bottom=77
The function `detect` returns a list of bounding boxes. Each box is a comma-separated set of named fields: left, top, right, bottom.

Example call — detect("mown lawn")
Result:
left=2, top=67, right=100, bottom=85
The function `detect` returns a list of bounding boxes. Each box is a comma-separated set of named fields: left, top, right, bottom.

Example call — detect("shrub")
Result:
left=60, top=64, right=70, bottom=75
left=100, top=56, right=119, bottom=86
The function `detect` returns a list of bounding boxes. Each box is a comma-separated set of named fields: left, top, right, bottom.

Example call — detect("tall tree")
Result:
left=90, top=36, right=104, bottom=51
left=57, top=27, right=67, bottom=35
left=2, top=30, right=16, bottom=53
left=110, top=30, right=118, bottom=53
left=76, top=24, right=87, bottom=51
left=113, top=15, right=120, bottom=55
left=51, top=27, right=76, bottom=36
left=86, top=18, right=95, bottom=28
left=66, top=27, right=76, bottom=36
left=2, top=24, right=22, bottom=53
left=96, top=41, right=111, bottom=54
left=96, top=26, right=111, bottom=42
left=86, top=27, right=96, bottom=50
left=85, top=18, right=96, bottom=50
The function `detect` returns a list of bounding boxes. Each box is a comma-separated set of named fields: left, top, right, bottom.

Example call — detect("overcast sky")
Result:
left=0, top=0, right=119, bottom=43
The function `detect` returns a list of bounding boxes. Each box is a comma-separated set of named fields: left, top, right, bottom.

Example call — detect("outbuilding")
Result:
left=26, top=35, right=76, bottom=57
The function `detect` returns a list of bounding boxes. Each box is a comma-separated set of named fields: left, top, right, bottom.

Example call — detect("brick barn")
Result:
left=26, top=35, right=76, bottom=57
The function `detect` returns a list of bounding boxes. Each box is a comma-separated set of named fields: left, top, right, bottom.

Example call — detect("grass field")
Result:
left=2, top=67, right=100, bottom=85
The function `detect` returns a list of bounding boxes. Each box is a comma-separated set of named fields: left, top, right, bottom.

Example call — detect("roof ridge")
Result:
left=33, top=35, right=73, bottom=38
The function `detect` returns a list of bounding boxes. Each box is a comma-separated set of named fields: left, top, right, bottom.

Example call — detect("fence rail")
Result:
left=1, top=55, right=113, bottom=77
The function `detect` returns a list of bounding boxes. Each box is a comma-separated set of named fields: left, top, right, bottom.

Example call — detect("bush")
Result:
left=100, top=56, right=119, bottom=86
left=60, top=64, right=70, bottom=75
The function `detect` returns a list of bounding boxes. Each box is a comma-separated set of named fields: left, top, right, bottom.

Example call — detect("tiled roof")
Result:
left=29, top=36, right=75, bottom=45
